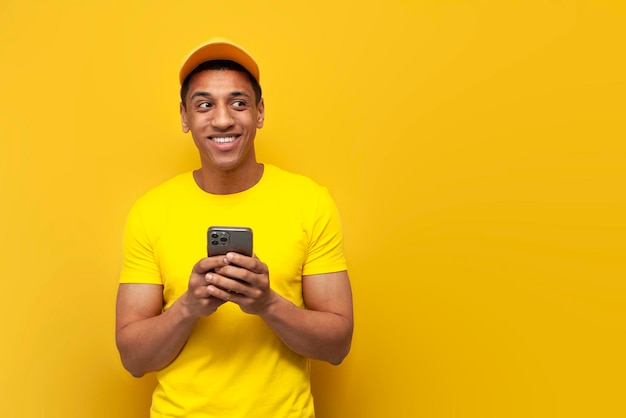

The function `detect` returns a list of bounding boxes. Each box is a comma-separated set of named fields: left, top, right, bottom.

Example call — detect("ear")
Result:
left=256, top=98, right=265, bottom=129
left=180, top=102, right=189, bottom=133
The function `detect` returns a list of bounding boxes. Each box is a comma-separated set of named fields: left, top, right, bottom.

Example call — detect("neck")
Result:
left=194, top=163, right=264, bottom=195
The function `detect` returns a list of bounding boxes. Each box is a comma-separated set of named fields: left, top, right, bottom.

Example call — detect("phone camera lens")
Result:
left=210, top=233, right=218, bottom=239
left=211, top=240, right=219, bottom=245
left=219, top=237, right=227, bottom=242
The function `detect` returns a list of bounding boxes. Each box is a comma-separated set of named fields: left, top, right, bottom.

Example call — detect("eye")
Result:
left=232, top=100, right=246, bottom=108
left=198, top=102, right=212, bottom=109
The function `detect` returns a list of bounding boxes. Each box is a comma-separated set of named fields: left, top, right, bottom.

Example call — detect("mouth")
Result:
left=209, top=135, right=238, bottom=144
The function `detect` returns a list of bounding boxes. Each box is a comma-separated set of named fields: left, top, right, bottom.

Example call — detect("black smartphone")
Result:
left=207, top=226, right=253, bottom=257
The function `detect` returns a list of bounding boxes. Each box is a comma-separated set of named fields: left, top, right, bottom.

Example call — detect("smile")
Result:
left=210, top=136, right=237, bottom=144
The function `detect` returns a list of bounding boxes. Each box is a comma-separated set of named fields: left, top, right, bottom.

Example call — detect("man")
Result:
left=115, top=38, right=354, bottom=417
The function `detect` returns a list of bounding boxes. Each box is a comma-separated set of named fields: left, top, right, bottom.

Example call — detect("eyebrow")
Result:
left=189, top=91, right=252, bottom=101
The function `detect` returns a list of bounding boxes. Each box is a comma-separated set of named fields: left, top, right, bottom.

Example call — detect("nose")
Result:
left=211, top=104, right=235, bottom=130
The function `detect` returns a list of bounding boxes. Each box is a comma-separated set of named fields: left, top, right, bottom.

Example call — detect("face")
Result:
left=180, top=69, right=264, bottom=175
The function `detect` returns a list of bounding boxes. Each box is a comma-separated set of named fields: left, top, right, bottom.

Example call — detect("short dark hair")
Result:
left=180, top=60, right=262, bottom=108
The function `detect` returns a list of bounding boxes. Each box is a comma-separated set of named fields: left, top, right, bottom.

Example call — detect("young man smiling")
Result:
left=181, top=60, right=264, bottom=193
left=115, top=39, right=353, bottom=417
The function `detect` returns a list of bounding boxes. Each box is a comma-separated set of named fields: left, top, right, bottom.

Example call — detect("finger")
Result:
left=213, top=265, right=251, bottom=285
left=207, top=284, right=240, bottom=302
left=207, top=272, right=249, bottom=294
left=225, top=252, right=266, bottom=274
left=194, top=256, right=227, bottom=274
left=191, top=281, right=214, bottom=300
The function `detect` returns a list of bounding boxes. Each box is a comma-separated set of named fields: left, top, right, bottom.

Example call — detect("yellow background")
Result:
left=1, top=1, right=625, bottom=417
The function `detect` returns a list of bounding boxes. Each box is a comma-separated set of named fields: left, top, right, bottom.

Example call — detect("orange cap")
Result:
left=178, top=38, right=260, bottom=85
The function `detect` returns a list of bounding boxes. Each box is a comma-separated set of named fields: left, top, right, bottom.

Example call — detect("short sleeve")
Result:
left=119, top=200, right=163, bottom=285
left=302, top=187, right=347, bottom=276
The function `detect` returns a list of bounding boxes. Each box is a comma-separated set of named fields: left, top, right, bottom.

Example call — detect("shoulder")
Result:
left=126, top=172, right=196, bottom=225
left=261, top=165, right=339, bottom=223
left=263, top=164, right=328, bottom=197
left=133, top=172, right=195, bottom=207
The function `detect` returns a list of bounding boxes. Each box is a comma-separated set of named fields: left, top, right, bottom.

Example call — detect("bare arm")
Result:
left=115, top=257, right=228, bottom=377
left=207, top=253, right=354, bottom=364
left=263, top=270, right=353, bottom=364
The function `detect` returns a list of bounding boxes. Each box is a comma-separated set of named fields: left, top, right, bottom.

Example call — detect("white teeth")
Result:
left=212, top=136, right=236, bottom=143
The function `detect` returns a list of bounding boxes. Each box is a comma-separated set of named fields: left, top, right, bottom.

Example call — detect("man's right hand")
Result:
left=181, top=257, right=230, bottom=318
left=116, top=256, right=230, bottom=377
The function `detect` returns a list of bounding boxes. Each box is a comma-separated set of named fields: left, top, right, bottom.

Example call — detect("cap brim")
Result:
left=179, top=38, right=260, bottom=85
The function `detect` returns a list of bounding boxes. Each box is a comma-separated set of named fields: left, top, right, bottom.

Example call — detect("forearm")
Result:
left=260, top=292, right=353, bottom=365
left=116, top=299, right=197, bottom=377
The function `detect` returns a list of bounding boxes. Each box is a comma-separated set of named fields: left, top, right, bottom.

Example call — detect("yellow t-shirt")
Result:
left=120, top=164, right=347, bottom=417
